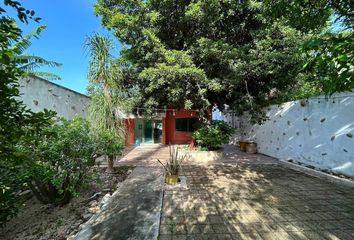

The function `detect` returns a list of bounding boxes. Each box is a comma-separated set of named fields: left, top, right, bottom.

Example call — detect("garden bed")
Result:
left=0, top=166, right=133, bottom=240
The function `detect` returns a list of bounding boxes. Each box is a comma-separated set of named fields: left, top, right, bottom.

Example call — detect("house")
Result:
left=124, top=108, right=210, bottom=145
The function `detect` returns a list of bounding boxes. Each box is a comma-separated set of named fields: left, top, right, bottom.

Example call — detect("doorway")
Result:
left=134, top=119, right=162, bottom=145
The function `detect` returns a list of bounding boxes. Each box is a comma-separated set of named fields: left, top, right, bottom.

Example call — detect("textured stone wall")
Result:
left=18, top=76, right=90, bottom=119
left=234, top=91, right=354, bottom=178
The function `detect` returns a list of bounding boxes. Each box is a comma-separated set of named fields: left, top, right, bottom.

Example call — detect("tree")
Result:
left=84, top=33, right=127, bottom=173
left=11, top=25, right=62, bottom=81
left=0, top=0, right=55, bottom=224
left=94, top=0, right=308, bottom=117
left=264, top=0, right=354, bottom=95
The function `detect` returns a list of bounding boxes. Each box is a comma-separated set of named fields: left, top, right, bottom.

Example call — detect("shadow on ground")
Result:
left=160, top=164, right=354, bottom=239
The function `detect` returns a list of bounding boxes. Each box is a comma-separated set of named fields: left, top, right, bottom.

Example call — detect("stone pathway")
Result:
left=160, top=164, right=354, bottom=240
left=75, top=167, right=164, bottom=240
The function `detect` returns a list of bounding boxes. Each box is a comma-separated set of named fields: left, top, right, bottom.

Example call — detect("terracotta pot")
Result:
left=165, top=175, right=178, bottom=185
left=246, top=142, right=257, bottom=154
left=239, top=140, right=248, bottom=152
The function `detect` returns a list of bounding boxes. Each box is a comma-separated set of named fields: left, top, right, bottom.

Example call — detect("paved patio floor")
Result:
left=99, top=144, right=354, bottom=239
left=115, top=145, right=277, bottom=166
left=160, top=164, right=354, bottom=240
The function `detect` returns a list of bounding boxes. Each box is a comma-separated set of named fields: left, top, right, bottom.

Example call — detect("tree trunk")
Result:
left=106, top=155, right=114, bottom=173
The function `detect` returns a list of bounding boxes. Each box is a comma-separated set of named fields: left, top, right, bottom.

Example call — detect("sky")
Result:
left=3, top=0, right=121, bottom=94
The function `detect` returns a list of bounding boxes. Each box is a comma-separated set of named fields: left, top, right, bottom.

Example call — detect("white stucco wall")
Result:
left=235, top=91, right=354, bottom=178
left=18, top=76, right=90, bottom=119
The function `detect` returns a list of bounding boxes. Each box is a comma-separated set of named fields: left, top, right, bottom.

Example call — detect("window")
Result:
left=175, top=118, right=199, bottom=132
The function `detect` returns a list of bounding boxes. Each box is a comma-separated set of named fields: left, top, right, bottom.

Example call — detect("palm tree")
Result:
left=11, top=25, right=62, bottom=80
left=84, top=33, right=125, bottom=173
left=84, top=33, right=116, bottom=101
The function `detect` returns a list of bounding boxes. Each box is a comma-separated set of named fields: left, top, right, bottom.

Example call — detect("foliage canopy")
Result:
left=193, top=120, right=235, bottom=150
left=95, top=0, right=353, bottom=116
left=94, top=0, right=308, bottom=115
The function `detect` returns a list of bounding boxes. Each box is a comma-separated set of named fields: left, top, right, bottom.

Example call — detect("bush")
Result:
left=192, top=120, right=235, bottom=150
left=92, top=129, right=124, bottom=173
left=19, top=116, right=97, bottom=205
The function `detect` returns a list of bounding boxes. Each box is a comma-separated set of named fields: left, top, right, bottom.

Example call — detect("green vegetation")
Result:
left=193, top=121, right=235, bottom=150
left=92, top=128, right=124, bottom=173
left=84, top=33, right=129, bottom=172
left=93, top=0, right=304, bottom=117
left=11, top=25, right=62, bottom=80
left=0, top=0, right=57, bottom=225
left=94, top=0, right=353, bottom=119
left=0, top=1, right=92, bottom=225
left=264, top=0, right=354, bottom=96
left=1, top=0, right=353, bottom=227
left=157, top=146, right=186, bottom=176
left=19, top=116, right=96, bottom=205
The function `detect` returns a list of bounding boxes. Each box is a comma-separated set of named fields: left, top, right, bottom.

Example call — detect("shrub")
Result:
left=192, top=120, right=235, bottom=150
left=92, top=129, right=124, bottom=173
left=19, top=116, right=97, bottom=205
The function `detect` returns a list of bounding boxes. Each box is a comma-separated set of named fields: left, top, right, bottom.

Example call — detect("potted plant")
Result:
left=157, top=145, right=187, bottom=185
left=238, top=129, right=249, bottom=152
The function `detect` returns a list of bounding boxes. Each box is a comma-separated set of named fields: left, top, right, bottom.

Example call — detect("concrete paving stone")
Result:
left=186, top=225, right=201, bottom=234
left=321, top=230, right=354, bottom=240
left=343, top=230, right=354, bottom=239
left=184, top=235, right=203, bottom=240
left=238, top=231, right=264, bottom=240
left=337, top=219, right=354, bottom=230
left=302, top=230, right=328, bottom=240
left=208, top=215, right=224, bottom=224
left=287, top=231, right=308, bottom=239
left=257, top=231, right=288, bottom=240
left=278, top=222, right=300, bottom=232
left=212, top=224, right=230, bottom=234
left=158, top=234, right=172, bottom=240
left=251, top=222, right=273, bottom=232
left=199, top=225, right=214, bottom=234
left=172, top=225, right=187, bottom=235
left=172, top=235, right=187, bottom=240
left=307, top=221, right=339, bottom=230
left=160, top=225, right=173, bottom=235
left=216, top=234, right=233, bottom=240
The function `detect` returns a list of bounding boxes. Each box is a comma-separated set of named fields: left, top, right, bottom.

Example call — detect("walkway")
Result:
left=75, top=167, right=164, bottom=240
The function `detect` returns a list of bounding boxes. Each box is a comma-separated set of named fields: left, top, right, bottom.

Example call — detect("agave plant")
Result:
left=157, top=145, right=187, bottom=176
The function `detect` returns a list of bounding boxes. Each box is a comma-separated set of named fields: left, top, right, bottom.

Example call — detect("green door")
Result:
left=144, top=120, right=153, bottom=143
left=134, top=119, right=143, bottom=145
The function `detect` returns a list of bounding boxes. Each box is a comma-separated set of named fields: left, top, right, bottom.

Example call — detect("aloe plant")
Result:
left=157, top=145, right=187, bottom=176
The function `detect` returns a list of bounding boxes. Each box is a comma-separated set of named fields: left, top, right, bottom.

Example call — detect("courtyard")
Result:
left=2, top=1, right=354, bottom=239
left=95, top=144, right=354, bottom=240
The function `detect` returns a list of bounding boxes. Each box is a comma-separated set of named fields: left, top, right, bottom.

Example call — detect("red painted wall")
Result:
left=124, top=109, right=211, bottom=145
left=162, top=117, right=167, bottom=145
left=124, top=119, right=135, bottom=145
left=165, top=109, right=199, bottom=144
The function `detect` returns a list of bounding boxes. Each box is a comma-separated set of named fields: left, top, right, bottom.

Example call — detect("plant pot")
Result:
left=165, top=175, right=179, bottom=185
left=246, top=142, right=257, bottom=154
left=239, top=140, right=248, bottom=152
